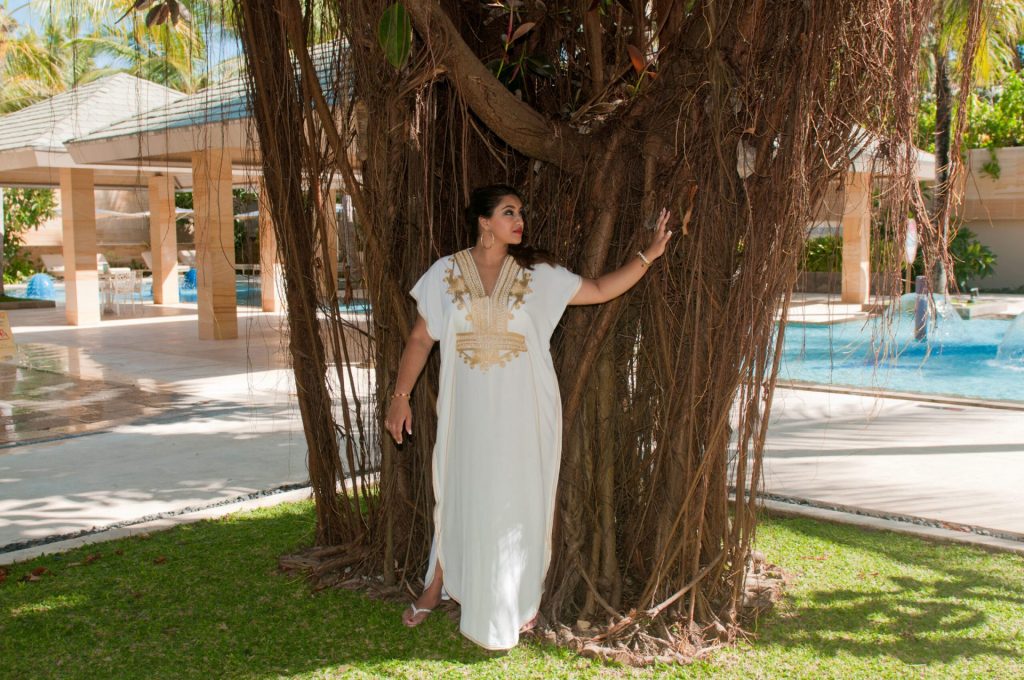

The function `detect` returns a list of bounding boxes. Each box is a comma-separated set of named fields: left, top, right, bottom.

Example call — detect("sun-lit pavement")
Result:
left=763, top=386, right=1024, bottom=537
left=0, top=305, right=316, bottom=561
left=1, top=299, right=1022, bottom=564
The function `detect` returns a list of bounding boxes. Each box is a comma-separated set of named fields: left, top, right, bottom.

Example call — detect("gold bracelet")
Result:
left=636, top=251, right=651, bottom=268
left=392, top=391, right=411, bottom=399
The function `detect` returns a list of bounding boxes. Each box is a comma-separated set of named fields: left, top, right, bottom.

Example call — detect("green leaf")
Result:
left=377, top=3, right=411, bottom=70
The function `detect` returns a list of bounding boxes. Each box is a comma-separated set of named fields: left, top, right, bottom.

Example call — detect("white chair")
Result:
left=103, top=268, right=138, bottom=316
left=141, top=250, right=190, bottom=274
left=40, top=254, right=65, bottom=278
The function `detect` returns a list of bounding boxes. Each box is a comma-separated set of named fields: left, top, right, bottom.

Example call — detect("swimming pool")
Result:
left=8, top=277, right=372, bottom=313
left=779, top=313, right=1024, bottom=403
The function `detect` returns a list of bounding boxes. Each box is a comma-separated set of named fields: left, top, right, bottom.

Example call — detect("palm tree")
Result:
left=0, top=1, right=237, bottom=286
left=1, top=0, right=236, bottom=113
left=929, top=0, right=1024, bottom=291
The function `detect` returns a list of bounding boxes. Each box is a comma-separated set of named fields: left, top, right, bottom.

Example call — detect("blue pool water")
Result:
left=9, top=277, right=372, bottom=313
left=10, top=278, right=262, bottom=307
left=779, top=314, right=1024, bottom=403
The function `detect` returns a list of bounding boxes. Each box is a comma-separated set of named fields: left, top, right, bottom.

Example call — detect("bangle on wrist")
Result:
left=392, top=391, right=411, bottom=399
left=636, top=251, right=651, bottom=269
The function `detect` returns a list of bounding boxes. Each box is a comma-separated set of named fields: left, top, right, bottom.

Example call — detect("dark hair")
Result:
left=465, top=184, right=559, bottom=270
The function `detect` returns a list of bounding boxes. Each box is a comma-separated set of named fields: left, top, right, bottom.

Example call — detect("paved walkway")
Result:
left=764, top=386, right=1023, bottom=538
left=0, top=305, right=312, bottom=560
left=1, top=300, right=1022, bottom=564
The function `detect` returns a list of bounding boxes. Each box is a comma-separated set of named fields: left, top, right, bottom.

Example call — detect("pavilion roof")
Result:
left=0, top=74, right=185, bottom=159
left=67, top=41, right=350, bottom=167
left=69, top=74, right=250, bottom=145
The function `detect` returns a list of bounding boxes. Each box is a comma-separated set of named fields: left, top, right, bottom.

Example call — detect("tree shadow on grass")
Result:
left=0, top=504, right=543, bottom=679
left=752, top=518, right=1024, bottom=666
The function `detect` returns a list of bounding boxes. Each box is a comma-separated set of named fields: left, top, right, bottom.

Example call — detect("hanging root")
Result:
left=237, top=0, right=983, bottom=666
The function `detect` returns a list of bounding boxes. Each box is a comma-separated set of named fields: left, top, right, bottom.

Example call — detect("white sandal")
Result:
left=402, top=603, right=433, bottom=628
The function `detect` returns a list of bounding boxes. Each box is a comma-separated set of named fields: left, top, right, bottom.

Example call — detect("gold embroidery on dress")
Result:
left=444, top=258, right=471, bottom=310
left=446, top=249, right=532, bottom=371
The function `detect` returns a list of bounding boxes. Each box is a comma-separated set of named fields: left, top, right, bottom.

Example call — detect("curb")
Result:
left=0, top=486, right=313, bottom=566
left=761, top=498, right=1024, bottom=556
left=7, top=487, right=1021, bottom=565
left=0, top=299, right=56, bottom=310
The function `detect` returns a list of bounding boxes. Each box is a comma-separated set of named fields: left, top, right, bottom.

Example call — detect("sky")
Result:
left=4, top=1, right=241, bottom=70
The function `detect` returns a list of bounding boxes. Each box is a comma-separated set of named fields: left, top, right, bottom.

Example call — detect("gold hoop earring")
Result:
left=482, top=231, right=496, bottom=249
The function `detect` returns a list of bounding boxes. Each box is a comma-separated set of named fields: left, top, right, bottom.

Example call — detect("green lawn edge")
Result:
left=1, top=500, right=1021, bottom=679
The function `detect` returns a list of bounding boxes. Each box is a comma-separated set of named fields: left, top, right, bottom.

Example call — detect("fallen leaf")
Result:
left=799, top=554, right=828, bottom=561
left=0, top=567, right=7, bottom=583
left=114, top=549, right=124, bottom=556
left=21, top=567, right=48, bottom=582
left=153, top=556, right=167, bottom=565
left=85, top=554, right=101, bottom=564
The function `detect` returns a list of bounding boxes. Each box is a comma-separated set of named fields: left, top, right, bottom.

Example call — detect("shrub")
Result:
left=800, top=235, right=843, bottom=272
left=800, top=227, right=997, bottom=287
left=2, top=188, right=56, bottom=284
left=947, top=226, right=997, bottom=286
left=917, top=71, right=1024, bottom=177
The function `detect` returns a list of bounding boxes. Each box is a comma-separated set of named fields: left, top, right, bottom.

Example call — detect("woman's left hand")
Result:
left=644, top=208, right=673, bottom=261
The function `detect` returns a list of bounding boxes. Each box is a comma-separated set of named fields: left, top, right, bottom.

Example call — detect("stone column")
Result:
left=148, top=174, right=179, bottom=304
left=841, top=172, right=872, bottom=305
left=191, top=148, right=237, bottom=339
left=258, top=180, right=283, bottom=312
left=59, top=168, right=100, bottom=325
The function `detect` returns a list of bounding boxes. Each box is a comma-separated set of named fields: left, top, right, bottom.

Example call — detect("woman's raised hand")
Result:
left=644, top=208, right=673, bottom=261
left=386, top=398, right=413, bottom=445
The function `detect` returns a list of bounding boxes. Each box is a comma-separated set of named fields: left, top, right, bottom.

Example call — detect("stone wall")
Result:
left=959, top=146, right=1024, bottom=291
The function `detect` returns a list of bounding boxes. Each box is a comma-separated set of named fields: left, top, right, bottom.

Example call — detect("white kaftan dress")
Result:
left=410, top=249, right=582, bottom=650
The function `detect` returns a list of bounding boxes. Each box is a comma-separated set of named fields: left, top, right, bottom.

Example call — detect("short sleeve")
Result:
left=534, top=263, right=582, bottom=328
left=410, top=259, right=446, bottom=341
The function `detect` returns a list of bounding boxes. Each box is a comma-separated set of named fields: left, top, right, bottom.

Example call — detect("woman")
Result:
left=386, top=185, right=672, bottom=650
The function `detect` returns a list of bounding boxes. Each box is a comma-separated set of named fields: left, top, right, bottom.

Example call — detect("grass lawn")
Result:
left=1, top=501, right=1022, bottom=679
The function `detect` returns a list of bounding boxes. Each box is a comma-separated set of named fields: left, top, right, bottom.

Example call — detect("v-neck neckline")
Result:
left=462, top=248, right=511, bottom=298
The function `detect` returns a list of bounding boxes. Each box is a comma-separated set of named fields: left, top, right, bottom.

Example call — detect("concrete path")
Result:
left=764, top=387, right=1024, bottom=538
left=0, top=305, right=314, bottom=561
left=2, top=302, right=1022, bottom=564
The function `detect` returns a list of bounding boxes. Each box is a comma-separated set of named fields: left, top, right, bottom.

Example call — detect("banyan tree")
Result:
left=230, top=0, right=981, bottom=663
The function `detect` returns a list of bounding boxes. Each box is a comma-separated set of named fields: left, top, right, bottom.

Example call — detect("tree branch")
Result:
left=403, top=0, right=587, bottom=172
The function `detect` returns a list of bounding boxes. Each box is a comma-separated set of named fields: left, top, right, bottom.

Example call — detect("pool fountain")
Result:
left=780, top=291, right=1024, bottom=403
left=995, top=312, right=1024, bottom=368
left=24, top=273, right=56, bottom=300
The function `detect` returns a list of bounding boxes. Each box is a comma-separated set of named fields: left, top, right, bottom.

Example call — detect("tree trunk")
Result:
left=934, top=46, right=952, bottom=293
left=235, top=0, right=977, bottom=662
left=1, top=188, right=6, bottom=297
